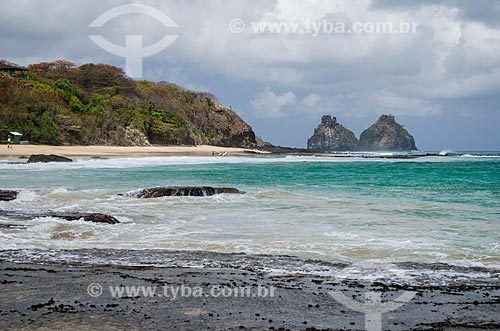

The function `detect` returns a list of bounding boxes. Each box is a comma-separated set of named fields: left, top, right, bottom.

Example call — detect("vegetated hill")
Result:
left=0, top=60, right=261, bottom=147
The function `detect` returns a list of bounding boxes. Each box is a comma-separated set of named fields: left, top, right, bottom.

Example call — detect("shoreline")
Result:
left=3, top=144, right=496, bottom=161
left=0, top=144, right=464, bottom=161
left=0, top=144, right=268, bottom=160
left=1, top=249, right=499, bottom=330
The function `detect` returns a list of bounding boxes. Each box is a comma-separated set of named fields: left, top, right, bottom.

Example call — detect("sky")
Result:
left=1, top=0, right=499, bottom=151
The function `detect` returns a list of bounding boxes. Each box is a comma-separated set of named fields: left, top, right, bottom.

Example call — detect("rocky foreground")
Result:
left=0, top=250, right=499, bottom=331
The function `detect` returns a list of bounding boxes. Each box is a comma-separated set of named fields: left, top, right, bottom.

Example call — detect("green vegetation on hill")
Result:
left=0, top=60, right=259, bottom=147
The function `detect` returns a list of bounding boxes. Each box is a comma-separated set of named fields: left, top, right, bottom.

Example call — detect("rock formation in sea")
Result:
left=124, top=186, right=245, bottom=198
left=359, top=114, right=417, bottom=151
left=27, top=154, right=73, bottom=163
left=307, top=115, right=359, bottom=151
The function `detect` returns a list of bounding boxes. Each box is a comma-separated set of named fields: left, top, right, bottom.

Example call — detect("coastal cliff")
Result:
left=0, top=60, right=259, bottom=148
left=307, top=115, right=359, bottom=151
left=359, top=114, right=417, bottom=151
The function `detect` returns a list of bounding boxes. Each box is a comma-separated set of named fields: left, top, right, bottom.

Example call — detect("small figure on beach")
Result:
left=7, top=137, right=12, bottom=150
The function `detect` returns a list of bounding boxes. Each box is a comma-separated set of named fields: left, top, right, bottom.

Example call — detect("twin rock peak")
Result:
left=307, top=114, right=417, bottom=152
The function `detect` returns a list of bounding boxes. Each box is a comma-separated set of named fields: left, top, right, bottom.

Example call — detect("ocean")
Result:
left=1, top=153, right=499, bottom=285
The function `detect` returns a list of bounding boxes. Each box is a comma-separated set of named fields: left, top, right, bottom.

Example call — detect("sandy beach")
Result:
left=0, top=145, right=265, bottom=159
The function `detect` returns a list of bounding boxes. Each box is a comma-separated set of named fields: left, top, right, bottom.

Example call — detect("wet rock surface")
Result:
left=27, top=154, right=73, bottom=163
left=0, top=257, right=498, bottom=331
left=125, top=186, right=245, bottom=198
left=0, top=210, right=119, bottom=224
left=0, top=190, right=17, bottom=201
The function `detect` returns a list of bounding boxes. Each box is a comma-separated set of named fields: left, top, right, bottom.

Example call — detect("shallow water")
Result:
left=1, top=153, right=499, bottom=281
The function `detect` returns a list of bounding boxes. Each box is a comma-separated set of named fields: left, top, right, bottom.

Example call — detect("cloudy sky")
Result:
left=1, top=0, right=499, bottom=150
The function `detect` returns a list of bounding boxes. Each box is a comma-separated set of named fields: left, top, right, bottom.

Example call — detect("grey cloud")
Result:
left=371, top=0, right=500, bottom=27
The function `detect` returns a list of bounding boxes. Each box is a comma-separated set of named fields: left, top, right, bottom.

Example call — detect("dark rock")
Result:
left=257, top=144, right=309, bottom=154
left=125, top=186, right=245, bottom=198
left=307, top=115, right=359, bottom=151
left=0, top=190, right=17, bottom=201
left=1, top=256, right=498, bottom=331
left=0, top=210, right=119, bottom=224
left=359, top=114, right=417, bottom=151
left=0, top=224, right=26, bottom=229
left=58, top=213, right=120, bottom=224
left=27, top=154, right=73, bottom=163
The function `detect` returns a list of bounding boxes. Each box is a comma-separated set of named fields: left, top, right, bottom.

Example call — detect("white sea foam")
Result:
left=0, top=152, right=491, bottom=172
left=1, top=186, right=497, bottom=270
left=50, top=187, right=69, bottom=194
left=439, top=149, right=455, bottom=156
left=14, top=190, right=38, bottom=202
left=0, top=248, right=497, bottom=286
left=459, top=154, right=500, bottom=158
left=1, top=154, right=498, bottom=284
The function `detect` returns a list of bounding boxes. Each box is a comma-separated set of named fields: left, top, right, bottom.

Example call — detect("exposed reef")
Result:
left=124, top=186, right=245, bottom=198
left=27, top=154, right=73, bottom=163
left=0, top=190, right=17, bottom=201
left=0, top=209, right=119, bottom=224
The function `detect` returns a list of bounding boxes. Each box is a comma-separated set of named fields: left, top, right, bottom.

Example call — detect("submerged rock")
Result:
left=27, top=154, right=73, bottom=163
left=0, top=210, right=119, bottom=224
left=307, top=115, right=359, bottom=151
left=0, top=190, right=18, bottom=201
left=58, top=213, right=120, bottom=224
left=359, top=114, right=417, bottom=151
left=125, top=186, right=245, bottom=198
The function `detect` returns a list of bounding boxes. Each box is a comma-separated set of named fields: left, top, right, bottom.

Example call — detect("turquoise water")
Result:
left=0, top=154, right=499, bottom=278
